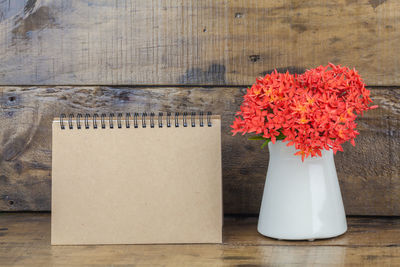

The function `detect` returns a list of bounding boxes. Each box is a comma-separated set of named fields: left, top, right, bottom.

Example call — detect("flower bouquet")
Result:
left=231, top=63, right=377, bottom=160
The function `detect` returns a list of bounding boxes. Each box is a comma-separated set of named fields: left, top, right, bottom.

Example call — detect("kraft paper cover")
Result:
left=51, top=116, right=222, bottom=245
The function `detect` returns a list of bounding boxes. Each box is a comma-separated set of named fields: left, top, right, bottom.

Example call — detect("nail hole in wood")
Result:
left=249, top=55, right=260, bottom=62
left=235, top=12, right=243, bottom=18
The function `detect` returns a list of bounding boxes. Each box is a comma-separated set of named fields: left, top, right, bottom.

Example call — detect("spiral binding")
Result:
left=59, top=112, right=213, bottom=129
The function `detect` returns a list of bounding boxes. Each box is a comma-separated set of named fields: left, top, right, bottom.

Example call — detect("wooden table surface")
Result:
left=0, top=213, right=399, bottom=266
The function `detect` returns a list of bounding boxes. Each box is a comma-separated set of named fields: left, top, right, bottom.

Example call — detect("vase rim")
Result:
left=268, top=140, right=334, bottom=159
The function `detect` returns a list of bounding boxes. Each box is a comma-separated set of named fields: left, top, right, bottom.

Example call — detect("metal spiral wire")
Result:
left=59, top=112, right=213, bottom=129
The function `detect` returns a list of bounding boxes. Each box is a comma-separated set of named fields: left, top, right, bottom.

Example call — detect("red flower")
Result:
left=231, top=63, right=377, bottom=161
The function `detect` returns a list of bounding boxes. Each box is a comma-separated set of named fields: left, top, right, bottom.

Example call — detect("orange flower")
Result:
left=231, top=64, right=378, bottom=161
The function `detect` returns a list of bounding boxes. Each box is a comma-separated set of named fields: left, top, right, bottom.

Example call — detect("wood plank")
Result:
left=0, top=214, right=399, bottom=266
left=0, top=0, right=399, bottom=85
left=0, top=86, right=398, bottom=215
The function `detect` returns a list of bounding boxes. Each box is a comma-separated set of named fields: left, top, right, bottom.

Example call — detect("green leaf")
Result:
left=276, top=133, right=286, bottom=140
left=248, top=135, right=266, bottom=141
left=261, top=139, right=270, bottom=149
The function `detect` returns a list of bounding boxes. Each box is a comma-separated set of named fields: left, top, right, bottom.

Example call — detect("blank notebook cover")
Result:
left=51, top=112, right=222, bottom=245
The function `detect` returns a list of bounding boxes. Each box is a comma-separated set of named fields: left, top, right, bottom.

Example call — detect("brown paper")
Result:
left=51, top=116, right=222, bottom=245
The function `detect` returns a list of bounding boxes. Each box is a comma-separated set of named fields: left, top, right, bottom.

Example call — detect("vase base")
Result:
left=257, top=227, right=347, bottom=241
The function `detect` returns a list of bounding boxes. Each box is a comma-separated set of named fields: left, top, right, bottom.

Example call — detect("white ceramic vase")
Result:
left=257, top=141, right=347, bottom=240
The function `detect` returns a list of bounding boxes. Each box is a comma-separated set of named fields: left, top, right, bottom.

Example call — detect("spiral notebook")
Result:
left=51, top=112, right=222, bottom=245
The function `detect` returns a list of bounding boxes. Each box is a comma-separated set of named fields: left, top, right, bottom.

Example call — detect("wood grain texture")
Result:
left=225, top=216, right=400, bottom=247
left=0, top=214, right=399, bottom=266
left=0, top=86, right=398, bottom=215
left=0, top=0, right=398, bottom=85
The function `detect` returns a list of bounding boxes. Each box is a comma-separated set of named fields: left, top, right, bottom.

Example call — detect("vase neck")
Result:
left=268, top=141, right=333, bottom=162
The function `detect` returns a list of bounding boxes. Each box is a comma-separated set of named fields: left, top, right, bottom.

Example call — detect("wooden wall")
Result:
left=0, top=0, right=399, bottom=215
